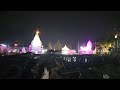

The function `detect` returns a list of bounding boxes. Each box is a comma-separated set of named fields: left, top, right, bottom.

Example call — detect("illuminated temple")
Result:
left=29, top=31, right=44, bottom=54
left=27, top=30, right=94, bottom=55
left=79, top=40, right=93, bottom=55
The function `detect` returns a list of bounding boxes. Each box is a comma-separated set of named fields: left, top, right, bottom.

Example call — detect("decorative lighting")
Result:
left=21, top=47, right=26, bottom=53
left=79, top=40, right=93, bottom=55
left=29, top=29, right=43, bottom=54
left=36, top=30, right=39, bottom=34
left=42, top=49, right=47, bottom=54
left=115, top=34, right=118, bottom=38
left=0, top=44, right=6, bottom=47
left=14, top=44, right=18, bottom=46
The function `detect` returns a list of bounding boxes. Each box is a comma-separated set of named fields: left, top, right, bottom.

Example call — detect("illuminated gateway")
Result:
left=29, top=31, right=44, bottom=54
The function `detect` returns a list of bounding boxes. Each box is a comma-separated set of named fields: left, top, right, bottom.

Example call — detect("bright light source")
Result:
left=36, top=31, right=39, bottom=34
left=62, top=50, right=69, bottom=55
left=41, top=49, right=47, bottom=54
left=29, top=29, right=43, bottom=54
left=109, top=44, right=111, bottom=47
left=115, top=34, right=118, bottom=38
left=35, top=51, right=38, bottom=54
left=8, top=50, right=11, bottom=53
left=45, top=49, right=47, bottom=52
left=13, top=49, right=17, bottom=53
left=79, top=40, right=93, bottom=55
left=73, top=50, right=76, bottom=53
left=14, top=44, right=18, bottom=46
left=0, top=44, right=6, bottom=47
left=42, top=49, right=45, bottom=54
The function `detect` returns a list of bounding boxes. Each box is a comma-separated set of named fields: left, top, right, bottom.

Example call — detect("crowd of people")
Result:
left=0, top=53, right=120, bottom=79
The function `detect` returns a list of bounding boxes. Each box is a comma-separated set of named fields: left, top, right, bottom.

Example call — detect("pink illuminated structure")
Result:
left=79, top=40, right=93, bottom=55
left=0, top=44, right=7, bottom=53
left=21, top=47, right=26, bottom=53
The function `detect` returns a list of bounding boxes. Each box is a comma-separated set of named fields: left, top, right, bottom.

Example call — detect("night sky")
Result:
left=0, top=11, right=120, bottom=48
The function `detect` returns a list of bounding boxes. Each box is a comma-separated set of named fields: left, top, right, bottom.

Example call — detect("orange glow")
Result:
left=36, top=30, right=39, bottom=34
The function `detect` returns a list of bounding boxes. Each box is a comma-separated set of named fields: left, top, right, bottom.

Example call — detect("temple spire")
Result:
left=29, top=30, right=43, bottom=54
left=36, top=30, right=39, bottom=34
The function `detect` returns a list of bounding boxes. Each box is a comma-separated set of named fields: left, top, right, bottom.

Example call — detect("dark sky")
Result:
left=0, top=11, right=120, bottom=48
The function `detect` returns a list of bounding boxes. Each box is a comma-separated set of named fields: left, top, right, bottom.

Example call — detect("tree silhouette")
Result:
left=54, top=40, right=62, bottom=50
left=48, top=42, right=52, bottom=50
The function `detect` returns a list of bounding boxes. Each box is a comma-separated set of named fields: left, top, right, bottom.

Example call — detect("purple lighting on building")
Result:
left=21, top=47, right=26, bottom=53
left=79, top=40, right=93, bottom=55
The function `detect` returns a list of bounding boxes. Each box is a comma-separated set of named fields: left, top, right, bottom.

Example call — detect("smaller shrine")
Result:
left=62, top=45, right=70, bottom=55
left=21, top=47, right=26, bottom=53
left=79, top=40, right=93, bottom=55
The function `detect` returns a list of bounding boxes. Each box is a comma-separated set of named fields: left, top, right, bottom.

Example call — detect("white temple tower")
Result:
left=29, top=30, right=43, bottom=54
left=62, top=45, right=70, bottom=55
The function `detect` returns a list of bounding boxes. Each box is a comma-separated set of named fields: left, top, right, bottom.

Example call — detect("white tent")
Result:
left=62, top=45, right=70, bottom=55
left=62, top=45, right=70, bottom=51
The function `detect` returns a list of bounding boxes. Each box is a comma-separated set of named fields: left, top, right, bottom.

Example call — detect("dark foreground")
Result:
left=0, top=53, right=120, bottom=79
